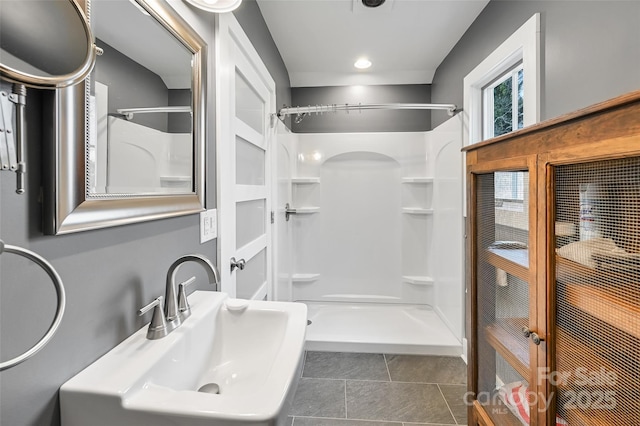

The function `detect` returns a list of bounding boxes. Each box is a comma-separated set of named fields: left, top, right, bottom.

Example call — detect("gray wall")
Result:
left=431, top=0, right=640, bottom=127
left=0, top=1, right=289, bottom=425
left=291, top=84, right=431, bottom=133
left=234, top=0, right=292, bottom=114
left=168, top=89, right=192, bottom=134
left=95, top=39, right=170, bottom=132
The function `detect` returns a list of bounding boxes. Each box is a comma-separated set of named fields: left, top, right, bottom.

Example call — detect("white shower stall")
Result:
left=274, top=115, right=464, bottom=356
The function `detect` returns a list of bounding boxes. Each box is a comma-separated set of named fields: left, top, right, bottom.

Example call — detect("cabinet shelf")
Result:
left=402, top=207, right=433, bottom=215
left=292, top=177, right=320, bottom=184
left=556, top=255, right=640, bottom=299
left=483, top=249, right=529, bottom=282
left=483, top=318, right=530, bottom=379
left=401, top=177, right=433, bottom=184
left=556, top=255, right=640, bottom=339
left=564, top=282, right=640, bottom=340
left=556, top=329, right=639, bottom=426
left=562, top=410, right=619, bottom=426
left=474, top=398, right=524, bottom=426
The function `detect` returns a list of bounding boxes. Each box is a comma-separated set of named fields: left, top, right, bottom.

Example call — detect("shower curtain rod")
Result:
left=116, top=106, right=191, bottom=120
left=277, top=102, right=458, bottom=123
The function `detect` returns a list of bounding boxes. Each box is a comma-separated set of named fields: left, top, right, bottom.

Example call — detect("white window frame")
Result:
left=461, top=13, right=540, bottom=215
left=463, top=13, right=540, bottom=147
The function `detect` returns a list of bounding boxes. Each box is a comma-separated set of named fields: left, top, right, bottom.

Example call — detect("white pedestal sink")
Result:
left=60, top=291, right=307, bottom=426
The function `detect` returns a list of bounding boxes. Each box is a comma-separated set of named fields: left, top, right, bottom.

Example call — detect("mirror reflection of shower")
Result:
left=87, top=0, right=194, bottom=196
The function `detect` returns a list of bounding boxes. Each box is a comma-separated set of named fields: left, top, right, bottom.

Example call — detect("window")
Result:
left=463, top=13, right=540, bottom=147
left=495, top=170, right=525, bottom=211
left=485, top=65, right=526, bottom=209
left=483, top=64, right=524, bottom=139
left=463, top=13, right=539, bottom=214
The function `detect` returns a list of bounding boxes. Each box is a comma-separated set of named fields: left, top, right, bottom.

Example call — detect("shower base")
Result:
left=303, top=301, right=462, bottom=356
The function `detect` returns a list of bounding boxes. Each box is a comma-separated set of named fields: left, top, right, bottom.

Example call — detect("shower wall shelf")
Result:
left=402, top=276, right=434, bottom=286
left=160, top=175, right=190, bottom=181
left=402, top=208, right=433, bottom=215
left=292, top=177, right=320, bottom=184
left=159, top=176, right=191, bottom=189
left=292, top=273, right=320, bottom=283
left=401, top=177, right=434, bottom=184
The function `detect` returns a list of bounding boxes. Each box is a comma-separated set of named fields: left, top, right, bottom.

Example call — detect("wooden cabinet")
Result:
left=464, top=91, right=640, bottom=425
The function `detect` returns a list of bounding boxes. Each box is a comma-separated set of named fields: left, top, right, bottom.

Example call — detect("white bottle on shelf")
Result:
left=579, top=183, right=602, bottom=241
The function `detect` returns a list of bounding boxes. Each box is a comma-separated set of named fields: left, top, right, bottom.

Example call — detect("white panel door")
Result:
left=217, top=14, right=276, bottom=299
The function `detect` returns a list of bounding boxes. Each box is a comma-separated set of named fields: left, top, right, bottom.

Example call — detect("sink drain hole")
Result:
left=198, top=383, right=220, bottom=394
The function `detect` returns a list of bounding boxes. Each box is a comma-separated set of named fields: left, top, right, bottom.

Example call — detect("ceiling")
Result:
left=256, top=0, right=489, bottom=87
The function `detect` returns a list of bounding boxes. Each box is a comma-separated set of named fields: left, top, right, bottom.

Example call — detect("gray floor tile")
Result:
left=401, top=424, right=456, bottom=426
left=346, top=380, right=456, bottom=424
left=293, top=417, right=401, bottom=426
left=385, top=355, right=466, bottom=385
left=438, top=384, right=468, bottom=425
left=290, top=378, right=346, bottom=418
left=303, top=352, right=390, bottom=381
left=286, top=417, right=294, bottom=426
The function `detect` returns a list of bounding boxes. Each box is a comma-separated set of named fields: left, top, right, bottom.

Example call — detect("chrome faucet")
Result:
left=164, top=254, right=220, bottom=331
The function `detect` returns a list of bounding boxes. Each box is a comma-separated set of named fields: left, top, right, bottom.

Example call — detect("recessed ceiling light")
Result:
left=362, top=0, right=386, bottom=7
left=354, top=58, right=372, bottom=69
left=182, top=0, right=242, bottom=13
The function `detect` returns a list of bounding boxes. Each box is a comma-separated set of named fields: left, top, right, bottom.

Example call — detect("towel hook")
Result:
left=0, top=240, right=66, bottom=371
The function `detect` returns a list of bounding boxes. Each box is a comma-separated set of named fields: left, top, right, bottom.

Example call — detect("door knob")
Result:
left=285, top=203, right=297, bottom=221
left=522, top=326, right=544, bottom=345
left=530, top=332, right=544, bottom=345
left=230, top=257, right=246, bottom=272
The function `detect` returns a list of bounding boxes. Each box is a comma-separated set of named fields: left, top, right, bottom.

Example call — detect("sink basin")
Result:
left=60, top=291, right=307, bottom=426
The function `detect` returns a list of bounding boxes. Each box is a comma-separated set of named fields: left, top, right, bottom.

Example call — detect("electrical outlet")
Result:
left=200, top=209, right=217, bottom=243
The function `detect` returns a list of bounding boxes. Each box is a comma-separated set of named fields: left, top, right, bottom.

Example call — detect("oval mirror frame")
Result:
left=43, top=0, right=207, bottom=235
left=0, top=0, right=97, bottom=89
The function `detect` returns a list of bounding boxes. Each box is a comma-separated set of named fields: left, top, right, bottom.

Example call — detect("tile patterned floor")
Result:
left=287, top=352, right=468, bottom=426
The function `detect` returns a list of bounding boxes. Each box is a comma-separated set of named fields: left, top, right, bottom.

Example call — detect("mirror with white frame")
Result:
left=44, top=0, right=207, bottom=235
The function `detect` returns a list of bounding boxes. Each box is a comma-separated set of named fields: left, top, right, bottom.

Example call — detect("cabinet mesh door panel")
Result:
left=476, top=171, right=531, bottom=424
left=555, top=158, right=640, bottom=425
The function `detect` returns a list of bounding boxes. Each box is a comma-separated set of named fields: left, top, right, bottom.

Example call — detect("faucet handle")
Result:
left=177, top=276, right=197, bottom=320
left=138, top=296, right=170, bottom=340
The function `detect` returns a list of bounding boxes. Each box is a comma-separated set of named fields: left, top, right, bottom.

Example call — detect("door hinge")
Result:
left=270, top=211, right=275, bottom=224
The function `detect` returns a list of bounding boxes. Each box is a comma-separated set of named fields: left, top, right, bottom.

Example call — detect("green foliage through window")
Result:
left=485, top=66, right=526, bottom=206
left=483, top=65, right=524, bottom=139
left=493, top=77, right=513, bottom=137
